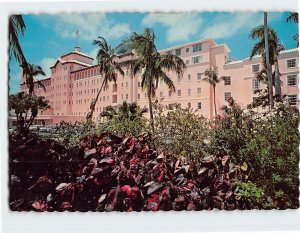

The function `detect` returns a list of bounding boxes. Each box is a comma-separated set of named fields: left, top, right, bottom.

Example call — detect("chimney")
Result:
left=75, top=46, right=80, bottom=52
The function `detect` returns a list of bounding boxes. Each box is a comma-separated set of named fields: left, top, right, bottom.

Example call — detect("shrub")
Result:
left=52, top=121, right=101, bottom=147
left=99, top=101, right=148, bottom=137
left=152, top=100, right=209, bottom=164
left=208, top=98, right=299, bottom=208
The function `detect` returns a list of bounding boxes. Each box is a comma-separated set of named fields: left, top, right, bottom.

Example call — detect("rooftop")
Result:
left=225, top=48, right=299, bottom=66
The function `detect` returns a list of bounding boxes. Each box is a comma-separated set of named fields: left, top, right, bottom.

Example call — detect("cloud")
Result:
left=88, top=48, right=99, bottom=64
left=142, top=13, right=203, bottom=43
left=36, top=57, right=56, bottom=79
left=201, top=12, right=283, bottom=40
left=52, top=13, right=131, bottom=41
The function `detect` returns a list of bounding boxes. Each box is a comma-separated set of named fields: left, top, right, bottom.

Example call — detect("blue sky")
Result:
left=9, top=12, right=298, bottom=94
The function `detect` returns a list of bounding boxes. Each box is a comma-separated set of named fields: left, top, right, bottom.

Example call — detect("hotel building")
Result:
left=20, top=38, right=299, bottom=125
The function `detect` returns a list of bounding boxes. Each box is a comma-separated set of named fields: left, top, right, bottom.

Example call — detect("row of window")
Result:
left=251, top=59, right=297, bottom=73
left=166, top=43, right=202, bottom=56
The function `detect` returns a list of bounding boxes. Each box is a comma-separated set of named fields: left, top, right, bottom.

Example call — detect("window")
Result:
left=126, top=82, right=128, bottom=88
left=252, top=64, right=260, bottom=73
left=186, top=60, right=190, bottom=65
left=252, top=79, right=260, bottom=90
left=224, top=76, right=231, bottom=85
left=177, top=90, right=181, bottom=97
left=175, top=48, right=181, bottom=56
left=192, top=43, right=202, bottom=52
left=287, top=75, right=297, bottom=86
left=287, top=59, right=296, bottom=68
left=177, top=103, right=181, bottom=108
left=197, top=102, right=202, bottom=109
left=160, top=91, right=163, bottom=97
left=112, top=95, right=117, bottom=103
left=187, top=103, right=191, bottom=108
left=188, top=74, right=191, bottom=81
left=126, top=94, right=128, bottom=99
left=168, top=90, right=172, bottom=97
left=288, top=95, right=298, bottom=106
left=188, top=89, right=191, bottom=96
left=177, top=75, right=182, bottom=82
left=224, top=92, right=231, bottom=101
left=197, top=88, right=201, bottom=95
left=138, top=82, right=141, bottom=87
left=192, top=56, right=201, bottom=64
left=197, top=73, right=202, bottom=81
left=186, top=48, right=190, bottom=53
left=138, top=93, right=140, bottom=99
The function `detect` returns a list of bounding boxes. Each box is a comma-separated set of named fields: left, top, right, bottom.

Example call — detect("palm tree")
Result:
left=21, top=64, right=46, bottom=95
left=120, top=28, right=186, bottom=131
left=202, top=66, right=222, bottom=117
left=286, top=12, right=299, bottom=46
left=9, top=15, right=27, bottom=66
left=86, top=37, right=124, bottom=121
left=286, top=12, right=298, bottom=23
left=250, top=25, right=284, bottom=98
left=100, top=101, right=148, bottom=120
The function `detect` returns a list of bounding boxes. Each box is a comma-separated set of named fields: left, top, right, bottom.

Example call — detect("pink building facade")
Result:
left=21, top=39, right=299, bottom=125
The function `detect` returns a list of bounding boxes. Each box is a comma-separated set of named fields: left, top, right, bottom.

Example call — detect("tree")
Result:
left=86, top=37, right=124, bottom=121
left=120, top=28, right=186, bottom=131
left=9, top=15, right=46, bottom=96
left=9, top=92, right=50, bottom=134
left=202, top=66, right=222, bottom=117
left=250, top=25, right=284, bottom=100
left=22, top=64, right=46, bottom=95
left=101, top=101, right=148, bottom=120
left=286, top=12, right=299, bottom=46
left=9, top=15, right=27, bottom=66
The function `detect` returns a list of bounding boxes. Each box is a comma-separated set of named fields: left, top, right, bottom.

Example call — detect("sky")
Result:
left=9, top=12, right=298, bottom=94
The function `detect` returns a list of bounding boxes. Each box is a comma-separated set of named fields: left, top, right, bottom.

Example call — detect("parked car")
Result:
left=29, top=125, right=43, bottom=131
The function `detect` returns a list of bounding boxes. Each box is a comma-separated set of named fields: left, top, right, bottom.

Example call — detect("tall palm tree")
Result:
left=250, top=25, right=284, bottom=97
left=9, top=15, right=27, bottom=66
left=202, top=66, right=222, bottom=117
left=100, top=101, right=148, bottom=120
left=120, top=28, right=186, bottom=131
left=86, top=37, right=124, bottom=121
left=21, top=64, right=46, bottom=95
left=286, top=12, right=299, bottom=46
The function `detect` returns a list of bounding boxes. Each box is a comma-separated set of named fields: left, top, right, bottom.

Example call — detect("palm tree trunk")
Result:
left=213, top=86, right=217, bottom=117
left=274, top=60, right=281, bottom=97
left=264, top=12, right=274, bottom=109
left=86, top=79, right=105, bottom=121
left=147, top=79, right=154, bottom=132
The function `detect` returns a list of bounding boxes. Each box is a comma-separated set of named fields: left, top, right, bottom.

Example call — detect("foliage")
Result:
left=99, top=101, right=148, bottom=137
left=9, top=15, right=27, bottom=66
left=52, top=121, right=100, bottom=147
left=233, top=180, right=273, bottom=209
left=152, top=100, right=209, bottom=164
left=207, top=97, right=299, bottom=208
left=9, top=132, right=238, bottom=211
left=9, top=92, right=50, bottom=134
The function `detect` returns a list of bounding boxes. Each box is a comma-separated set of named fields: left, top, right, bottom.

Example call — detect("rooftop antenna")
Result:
left=76, top=29, right=79, bottom=47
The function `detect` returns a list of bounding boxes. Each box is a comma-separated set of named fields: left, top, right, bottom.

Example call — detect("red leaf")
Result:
left=121, top=185, right=132, bottom=196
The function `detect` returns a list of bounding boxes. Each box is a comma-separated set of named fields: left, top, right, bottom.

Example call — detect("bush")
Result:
left=52, top=121, right=101, bottom=147
left=152, top=100, right=209, bottom=164
left=99, top=101, right=148, bottom=137
left=207, top=98, right=299, bottom=208
left=101, top=116, right=147, bottom=137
